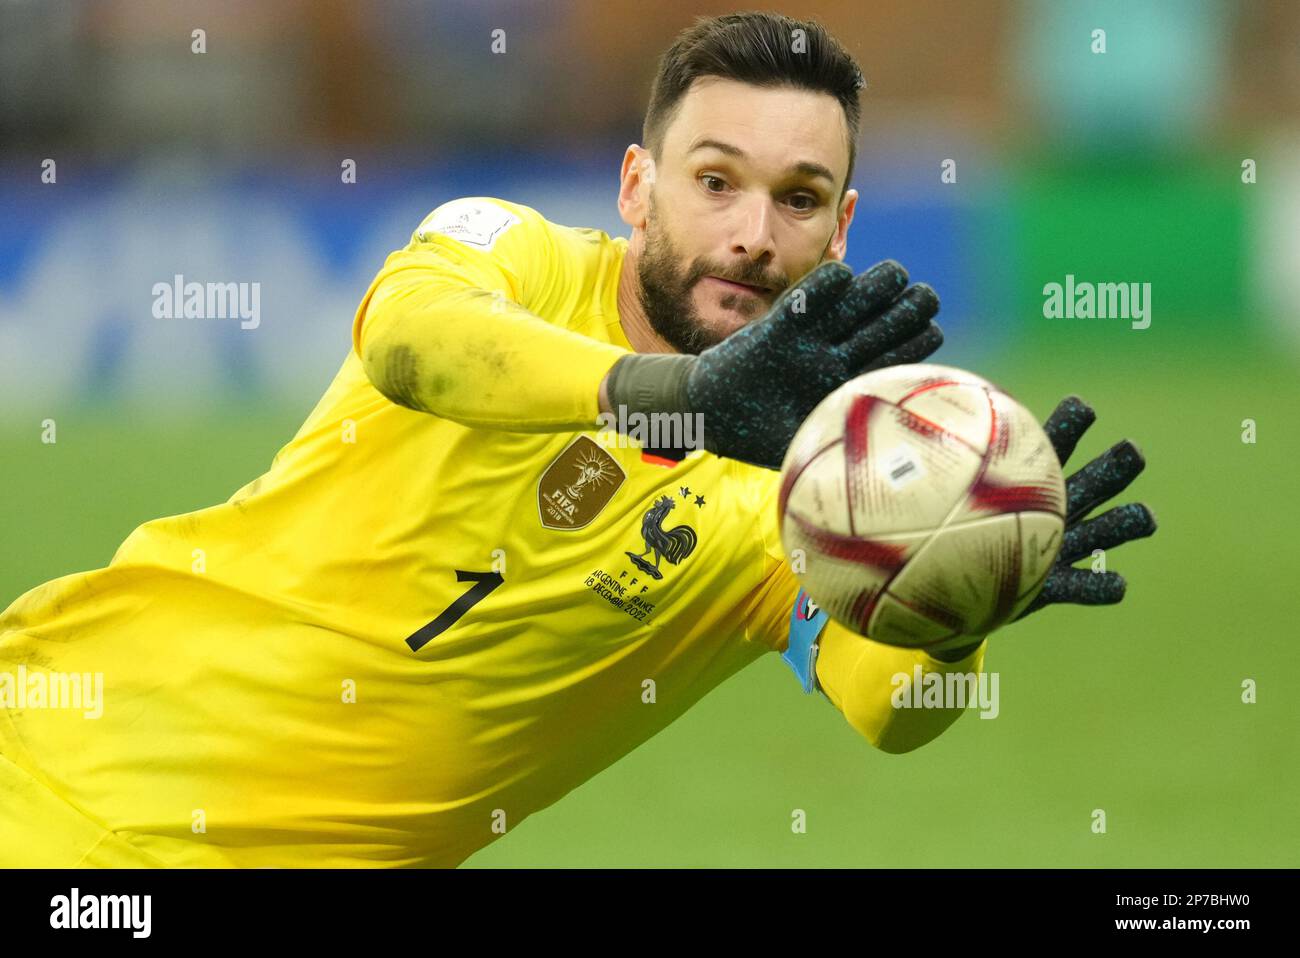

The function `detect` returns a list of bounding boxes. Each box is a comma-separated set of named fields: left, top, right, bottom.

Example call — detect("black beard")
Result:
left=635, top=218, right=718, bottom=356
left=633, top=191, right=789, bottom=355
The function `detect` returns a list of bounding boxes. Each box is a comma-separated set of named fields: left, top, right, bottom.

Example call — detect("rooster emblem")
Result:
left=626, top=494, right=698, bottom=580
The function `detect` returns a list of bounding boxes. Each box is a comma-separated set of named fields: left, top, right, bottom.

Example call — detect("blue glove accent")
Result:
left=781, top=588, right=831, bottom=695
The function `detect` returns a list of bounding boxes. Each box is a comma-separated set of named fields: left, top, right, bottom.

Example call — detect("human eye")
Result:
left=699, top=173, right=730, bottom=194
left=786, top=192, right=819, bottom=213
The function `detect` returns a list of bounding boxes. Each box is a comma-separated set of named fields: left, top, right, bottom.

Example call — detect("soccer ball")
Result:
left=778, top=364, right=1066, bottom=653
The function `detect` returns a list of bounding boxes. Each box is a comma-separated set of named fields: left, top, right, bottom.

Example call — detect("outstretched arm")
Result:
left=354, top=207, right=630, bottom=432
left=359, top=199, right=950, bottom=477
left=813, top=617, right=988, bottom=754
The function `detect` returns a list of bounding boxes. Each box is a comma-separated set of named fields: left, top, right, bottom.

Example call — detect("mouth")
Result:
left=704, top=276, right=773, bottom=297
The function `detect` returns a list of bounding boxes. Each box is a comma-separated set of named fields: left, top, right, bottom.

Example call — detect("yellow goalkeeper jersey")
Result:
left=0, top=197, right=985, bottom=868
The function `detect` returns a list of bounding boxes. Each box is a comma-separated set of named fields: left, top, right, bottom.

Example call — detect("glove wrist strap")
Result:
left=605, top=353, right=695, bottom=418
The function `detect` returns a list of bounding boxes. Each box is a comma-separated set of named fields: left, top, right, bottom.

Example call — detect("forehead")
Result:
left=661, top=76, right=850, bottom=183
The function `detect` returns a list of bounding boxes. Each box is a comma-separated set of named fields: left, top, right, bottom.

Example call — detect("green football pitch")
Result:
left=2, top=343, right=1296, bottom=866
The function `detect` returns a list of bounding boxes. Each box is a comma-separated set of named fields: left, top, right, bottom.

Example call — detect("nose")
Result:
left=730, top=193, right=777, bottom=266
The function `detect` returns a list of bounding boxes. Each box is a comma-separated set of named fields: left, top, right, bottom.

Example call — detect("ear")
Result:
left=825, top=188, right=858, bottom=262
left=618, top=145, right=653, bottom=231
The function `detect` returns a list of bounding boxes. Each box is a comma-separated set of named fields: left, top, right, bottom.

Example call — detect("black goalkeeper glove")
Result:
left=605, top=259, right=944, bottom=470
left=930, top=396, right=1158, bottom=662
left=1012, top=395, right=1158, bottom=619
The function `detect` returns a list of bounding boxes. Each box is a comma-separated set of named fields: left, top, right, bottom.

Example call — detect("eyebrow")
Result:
left=686, top=137, right=837, bottom=186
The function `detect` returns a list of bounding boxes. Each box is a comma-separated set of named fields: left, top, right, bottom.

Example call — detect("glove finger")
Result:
left=1041, top=395, right=1095, bottom=467
left=854, top=320, right=944, bottom=372
left=1059, top=502, right=1158, bottom=564
left=829, top=282, right=938, bottom=365
left=1015, top=567, right=1127, bottom=619
left=767, top=260, right=855, bottom=333
left=1046, top=566, right=1128, bottom=605
left=1065, top=440, right=1146, bottom=526
left=808, top=260, right=911, bottom=339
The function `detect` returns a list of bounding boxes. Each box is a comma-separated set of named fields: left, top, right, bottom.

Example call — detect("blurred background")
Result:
left=1, top=0, right=1297, bottom=866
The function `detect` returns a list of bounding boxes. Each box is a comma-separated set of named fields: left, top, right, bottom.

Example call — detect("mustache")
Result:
left=690, top=264, right=787, bottom=292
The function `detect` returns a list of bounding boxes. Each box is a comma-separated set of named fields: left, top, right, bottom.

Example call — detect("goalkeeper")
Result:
left=0, top=12, right=1155, bottom=868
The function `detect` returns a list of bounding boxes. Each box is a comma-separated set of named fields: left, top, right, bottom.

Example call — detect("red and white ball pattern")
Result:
left=778, top=364, right=1066, bottom=653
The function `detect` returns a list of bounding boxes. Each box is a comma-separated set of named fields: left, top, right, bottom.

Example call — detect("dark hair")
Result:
left=643, top=11, right=866, bottom=196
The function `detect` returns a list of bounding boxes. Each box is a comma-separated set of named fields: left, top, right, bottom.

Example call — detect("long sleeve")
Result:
left=744, top=474, right=993, bottom=756
left=351, top=198, right=631, bottom=432
left=815, top=617, right=989, bottom=754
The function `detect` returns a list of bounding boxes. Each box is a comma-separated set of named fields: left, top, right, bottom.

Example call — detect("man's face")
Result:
left=623, top=76, right=858, bottom=354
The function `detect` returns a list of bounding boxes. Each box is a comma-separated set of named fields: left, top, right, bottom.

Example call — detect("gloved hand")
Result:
left=929, top=396, right=1158, bottom=662
left=605, top=259, right=944, bottom=470
left=1012, top=395, right=1158, bottom=619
